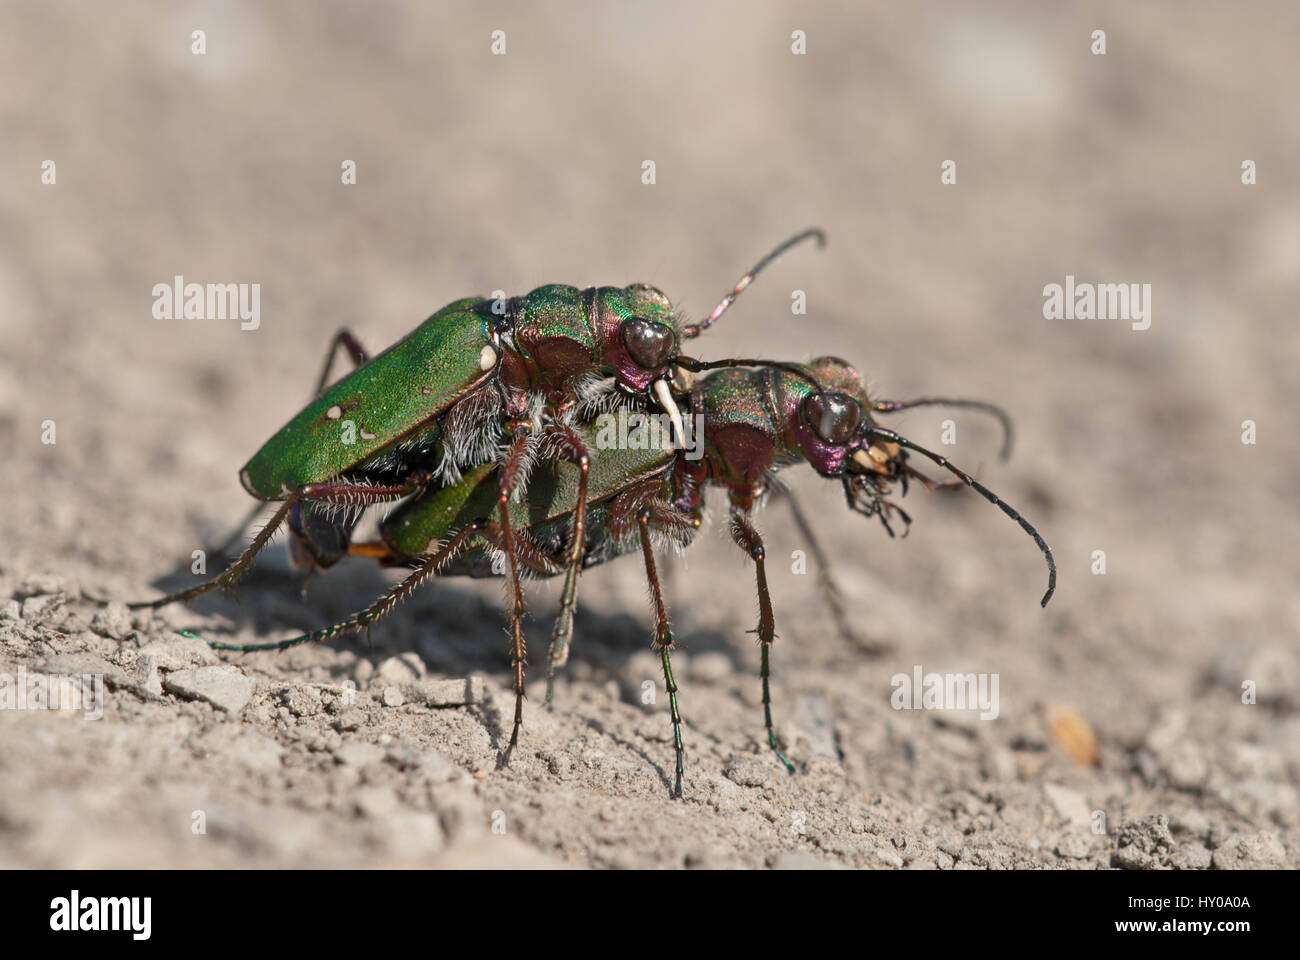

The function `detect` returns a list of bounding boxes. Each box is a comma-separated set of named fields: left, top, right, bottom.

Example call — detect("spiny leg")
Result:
left=481, top=525, right=565, bottom=577
left=198, top=520, right=488, bottom=652
left=123, top=476, right=426, bottom=611
left=637, top=507, right=686, bottom=798
left=497, top=427, right=534, bottom=765
left=117, top=492, right=301, bottom=610
left=729, top=512, right=794, bottom=773
left=81, top=498, right=288, bottom=609
left=544, top=424, right=591, bottom=704
left=211, top=501, right=273, bottom=563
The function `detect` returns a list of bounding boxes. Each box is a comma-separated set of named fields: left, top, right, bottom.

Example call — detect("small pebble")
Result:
left=163, top=665, right=255, bottom=714
left=403, top=677, right=484, bottom=707
left=89, top=601, right=132, bottom=640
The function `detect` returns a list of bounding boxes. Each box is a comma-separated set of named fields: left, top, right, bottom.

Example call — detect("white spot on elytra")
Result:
left=479, top=345, right=496, bottom=371
left=326, top=405, right=342, bottom=420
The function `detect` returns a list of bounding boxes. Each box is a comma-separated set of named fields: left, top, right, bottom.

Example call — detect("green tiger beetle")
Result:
left=173, top=355, right=1054, bottom=798
left=103, top=231, right=827, bottom=766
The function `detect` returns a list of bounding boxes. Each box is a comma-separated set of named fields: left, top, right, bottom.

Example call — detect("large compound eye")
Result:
left=621, top=317, right=676, bottom=370
left=803, top=392, right=860, bottom=444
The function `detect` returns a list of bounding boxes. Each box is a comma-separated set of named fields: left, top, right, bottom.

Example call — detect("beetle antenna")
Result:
left=677, top=356, right=827, bottom=394
left=862, top=425, right=1056, bottom=607
left=872, top=397, right=1014, bottom=461
left=683, top=228, right=826, bottom=339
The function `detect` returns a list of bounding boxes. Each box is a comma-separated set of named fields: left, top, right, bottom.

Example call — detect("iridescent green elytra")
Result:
left=239, top=298, right=491, bottom=498
left=238, top=283, right=687, bottom=503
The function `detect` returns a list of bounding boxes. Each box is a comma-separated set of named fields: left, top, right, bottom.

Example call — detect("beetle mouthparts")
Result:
left=653, top=378, right=687, bottom=450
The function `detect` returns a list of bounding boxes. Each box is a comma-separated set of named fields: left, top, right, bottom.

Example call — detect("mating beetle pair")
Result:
left=118, top=231, right=1055, bottom=798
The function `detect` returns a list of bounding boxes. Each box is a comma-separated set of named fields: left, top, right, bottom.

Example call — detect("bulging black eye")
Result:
left=803, top=392, right=860, bottom=444
left=621, top=317, right=676, bottom=370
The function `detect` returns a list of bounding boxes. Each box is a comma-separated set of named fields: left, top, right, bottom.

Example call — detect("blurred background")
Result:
left=1, top=1, right=1296, bottom=868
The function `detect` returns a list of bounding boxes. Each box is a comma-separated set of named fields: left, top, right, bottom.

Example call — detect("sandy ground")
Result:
left=2, top=1, right=1298, bottom=869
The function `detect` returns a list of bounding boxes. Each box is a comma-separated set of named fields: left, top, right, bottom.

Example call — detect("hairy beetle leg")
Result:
left=636, top=507, right=685, bottom=799
left=124, top=477, right=428, bottom=612
left=199, top=520, right=490, bottom=653
left=496, top=429, right=534, bottom=767
left=729, top=513, right=795, bottom=775
left=210, top=500, right=274, bottom=564
left=544, top=424, right=592, bottom=706
left=119, top=492, right=302, bottom=611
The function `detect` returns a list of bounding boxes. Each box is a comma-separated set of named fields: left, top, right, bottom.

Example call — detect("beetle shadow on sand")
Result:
left=137, top=548, right=744, bottom=706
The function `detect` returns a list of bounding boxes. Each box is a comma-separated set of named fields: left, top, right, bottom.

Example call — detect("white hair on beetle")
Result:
left=573, top=372, right=642, bottom=421
left=431, top=388, right=504, bottom=486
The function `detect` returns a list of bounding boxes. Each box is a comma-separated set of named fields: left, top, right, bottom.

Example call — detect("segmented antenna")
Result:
left=862, top=424, right=1056, bottom=607
left=677, top=356, right=827, bottom=392
left=872, top=397, right=1014, bottom=461
left=683, top=228, right=826, bottom=339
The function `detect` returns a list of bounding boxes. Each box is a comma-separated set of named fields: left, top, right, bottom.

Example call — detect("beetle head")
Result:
left=780, top=356, right=1055, bottom=602
left=606, top=283, right=691, bottom=448
left=607, top=229, right=827, bottom=453
left=785, top=356, right=899, bottom=479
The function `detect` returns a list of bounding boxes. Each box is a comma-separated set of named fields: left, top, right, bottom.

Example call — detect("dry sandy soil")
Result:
left=2, top=1, right=1297, bottom=869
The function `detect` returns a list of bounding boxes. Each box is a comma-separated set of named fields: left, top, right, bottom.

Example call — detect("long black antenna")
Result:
left=862, top=424, right=1056, bottom=607
left=677, top=356, right=826, bottom=393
